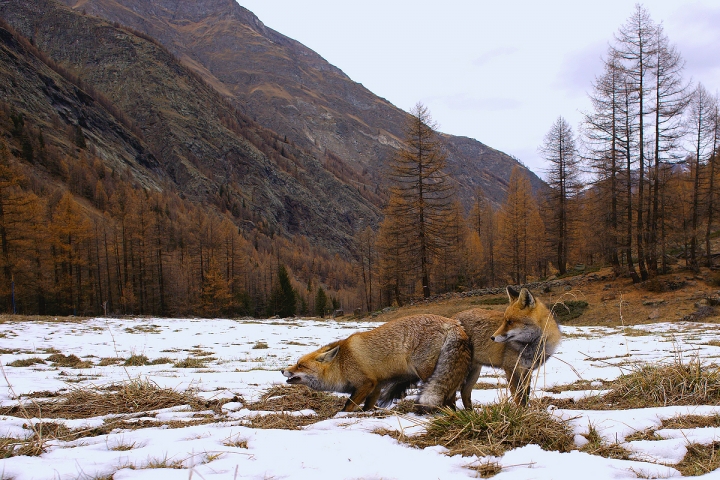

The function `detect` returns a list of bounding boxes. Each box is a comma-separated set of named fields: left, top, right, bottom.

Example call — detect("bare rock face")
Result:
left=55, top=0, right=545, bottom=208
left=0, top=22, right=163, bottom=189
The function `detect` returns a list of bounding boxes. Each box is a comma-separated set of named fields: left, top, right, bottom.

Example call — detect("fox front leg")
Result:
left=342, top=380, right=377, bottom=412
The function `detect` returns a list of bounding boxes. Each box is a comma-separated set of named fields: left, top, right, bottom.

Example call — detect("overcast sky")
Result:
left=236, top=1, right=720, bottom=178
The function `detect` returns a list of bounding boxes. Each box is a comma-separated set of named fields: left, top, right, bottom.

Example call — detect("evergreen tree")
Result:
left=315, top=286, right=327, bottom=318
left=267, top=264, right=296, bottom=317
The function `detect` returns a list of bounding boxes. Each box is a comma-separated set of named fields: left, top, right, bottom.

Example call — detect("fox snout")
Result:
left=281, top=367, right=303, bottom=384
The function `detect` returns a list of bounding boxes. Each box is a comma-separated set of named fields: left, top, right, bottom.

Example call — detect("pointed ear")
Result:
left=316, top=345, right=340, bottom=363
left=517, top=288, right=536, bottom=309
left=506, top=286, right=520, bottom=303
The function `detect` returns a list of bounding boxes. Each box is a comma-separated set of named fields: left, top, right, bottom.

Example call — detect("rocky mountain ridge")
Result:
left=57, top=0, right=545, bottom=208
left=0, top=0, right=380, bottom=254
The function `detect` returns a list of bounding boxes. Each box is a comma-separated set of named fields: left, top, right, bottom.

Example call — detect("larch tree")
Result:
left=497, top=166, right=545, bottom=284
left=612, top=4, right=658, bottom=280
left=686, top=83, right=716, bottom=272
left=647, top=25, right=690, bottom=274
left=540, top=116, right=580, bottom=275
left=705, top=95, right=719, bottom=267
left=354, top=226, right=377, bottom=313
left=583, top=50, right=628, bottom=272
left=468, top=188, right=496, bottom=286
left=380, top=102, right=455, bottom=299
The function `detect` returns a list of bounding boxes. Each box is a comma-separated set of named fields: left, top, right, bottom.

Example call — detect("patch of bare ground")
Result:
left=370, top=266, right=720, bottom=327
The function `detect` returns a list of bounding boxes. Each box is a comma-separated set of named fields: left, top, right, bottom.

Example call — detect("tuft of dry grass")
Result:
left=98, top=357, right=122, bottom=366
left=676, top=442, right=720, bottom=476
left=625, top=428, right=666, bottom=442
left=241, top=385, right=346, bottom=429
left=173, top=357, right=208, bottom=368
left=661, top=414, right=720, bottom=430
left=0, top=436, right=45, bottom=458
left=0, top=379, right=203, bottom=419
left=242, top=412, right=314, bottom=430
left=569, top=354, right=720, bottom=410
left=148, top=357, right=173, bottom=365
left=123, top=354, right=149, bottom=366
left=252, top=341, right=269, bottom=349
left=580, top=423, right=632, bottom=460
left=467, top=460, right=503, bottom=478
left=248, top=385, right=346, bottom=418
left=143, top=454, right=185, bottom=469
left=223, top=435, right=248, bottom=448
left=46, top=353, right=92, bottom=368
left=399, top=402, right=574, bottom=457
left=7, top=357, right=46, bottom=367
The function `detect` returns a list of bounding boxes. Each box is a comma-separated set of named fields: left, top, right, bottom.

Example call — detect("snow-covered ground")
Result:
left=1, top=316, right=720, bottom=479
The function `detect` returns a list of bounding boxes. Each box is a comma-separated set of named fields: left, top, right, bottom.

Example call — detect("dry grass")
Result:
left=239, top=385, right=346, bottom=429
left=123, top=354, right=149, bottom=366
left=148, top=356, right=173, bottom=365
left=580, top=423, right=632, bottom=460
left=567, top=354, right=720, bottom=410
left=0, top=436, right=45, bottom=458
left=98, top=357, right=123, bottom=366
left=627, top=414, right=720, bottom=442
left=248, top=385, right=345, bottom=416
left=241, top=412, right=316, bottom=430
left=467, top=460, right=503, bottom=478
left=223, top=434, right=248, bottom=448
left=46, top=353, right=92, bottom=368
left=0, top=378, right=203, bottom=419
left=173, top=357, right=209, bottom=368
left=544, top=379, right=610, bottom=394
left=676, top=442, right=720, bottom=476
left=252, top=341, right=269, bottom=349
left=6, top=357, right=45, bottom=367
left=661, top=413, right=720, bottom=429
left=398, top=402, right=574, bottom=457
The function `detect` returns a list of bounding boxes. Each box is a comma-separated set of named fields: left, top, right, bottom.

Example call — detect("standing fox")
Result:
left=453, top=287, right=561, bottom=408
left=281, top=314, right=471, bottom=412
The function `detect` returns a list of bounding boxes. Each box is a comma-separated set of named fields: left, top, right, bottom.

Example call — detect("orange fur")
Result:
left=281, top=314, right=471, bottom=412
left=454, top=287, right=561, bottom=407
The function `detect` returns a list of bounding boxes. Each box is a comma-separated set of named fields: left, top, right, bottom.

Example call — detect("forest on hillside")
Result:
left=0, top=5, right=718, bottom=317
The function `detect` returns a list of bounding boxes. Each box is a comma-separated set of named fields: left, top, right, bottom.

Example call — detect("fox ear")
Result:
left=317, top=345, right=339, bottom=363
left=506, top=286, right=520, bottom=303
left=517, top=288, right=535, bottom=309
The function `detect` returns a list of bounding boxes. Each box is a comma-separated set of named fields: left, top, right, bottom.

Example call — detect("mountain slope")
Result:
left=0, top=21, right=164, bottom=190
left=56, top=0, right=544, bottom=207
left=0, top=0, right=380, bottom=254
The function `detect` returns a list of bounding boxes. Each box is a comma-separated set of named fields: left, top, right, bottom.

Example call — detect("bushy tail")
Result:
left=376, top=377, right=418, bottom=408
left=417, top=325, right=471, bottom=408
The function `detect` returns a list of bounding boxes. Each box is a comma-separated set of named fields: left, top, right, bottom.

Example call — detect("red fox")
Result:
left=281, top=314, right=471, bottom=412
left=453, top=287, right=561, bottom=408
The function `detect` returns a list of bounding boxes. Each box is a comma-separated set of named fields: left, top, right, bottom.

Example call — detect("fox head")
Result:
left=281, top=343, right=341, bottom=392
left=491, top=287, right=543, bottom=344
